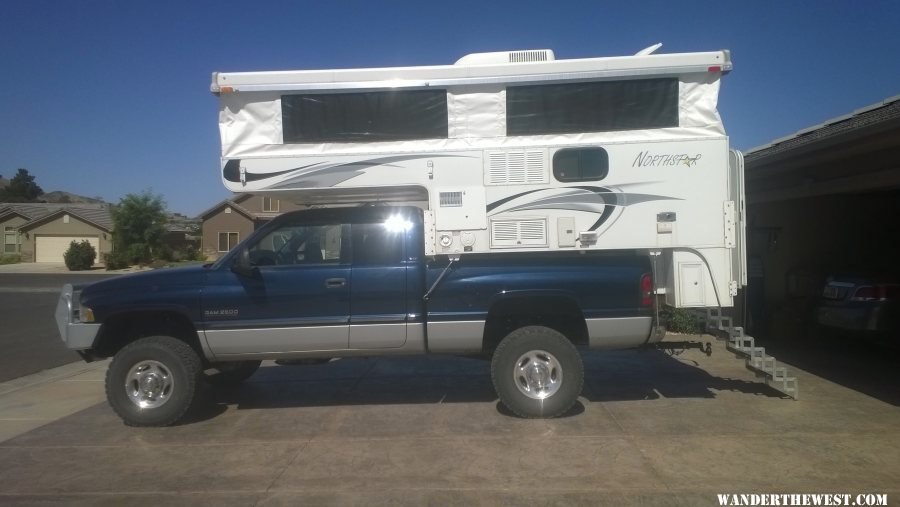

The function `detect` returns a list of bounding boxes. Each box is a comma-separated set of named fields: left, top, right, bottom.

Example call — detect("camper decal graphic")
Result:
left=487, top=186, right=678, bottom=232
left=632, top=151, right=702, bottom=168
left=223, top=154, right=479, bottom=189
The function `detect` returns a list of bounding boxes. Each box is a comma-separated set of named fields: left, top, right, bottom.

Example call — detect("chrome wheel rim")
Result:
left=513, top=349, right=563, bottom=400
left=125, top=360, right=174, bottom=409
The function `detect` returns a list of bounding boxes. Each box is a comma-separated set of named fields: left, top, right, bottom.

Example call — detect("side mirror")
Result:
left=231, top=248, right=258, bottom=278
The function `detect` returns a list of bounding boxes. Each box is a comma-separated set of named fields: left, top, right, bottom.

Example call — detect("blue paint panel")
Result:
left=424, top=253, right=651, bottom=320
left=203, top=263, right=351, bottom=348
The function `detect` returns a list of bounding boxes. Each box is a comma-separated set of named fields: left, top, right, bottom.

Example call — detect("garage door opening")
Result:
left=35, top=236, right=100, bottom=264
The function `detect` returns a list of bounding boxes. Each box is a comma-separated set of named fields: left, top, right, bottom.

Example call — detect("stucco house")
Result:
left=0, top=203, right=113, bottom=264
left=199, top=194, right=304, bottom=260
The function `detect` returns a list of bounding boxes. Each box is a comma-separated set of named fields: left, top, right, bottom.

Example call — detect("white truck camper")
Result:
left=211, top=45, right=747, bottom=310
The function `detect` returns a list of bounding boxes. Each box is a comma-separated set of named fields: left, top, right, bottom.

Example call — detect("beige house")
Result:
left=199, top=194, right=304, bottom=260
left=0, top=203, right=113, bottom=264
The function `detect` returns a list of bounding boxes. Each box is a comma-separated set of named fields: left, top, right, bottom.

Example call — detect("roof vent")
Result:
left=455, top=49, right=555, bottom=66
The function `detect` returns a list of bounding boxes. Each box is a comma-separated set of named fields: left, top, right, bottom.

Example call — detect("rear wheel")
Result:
left=203, top=360, right=261, bottom=386
left=106, top=336, right=202, bottom=427
left=490, top=325, right=584, bottom=418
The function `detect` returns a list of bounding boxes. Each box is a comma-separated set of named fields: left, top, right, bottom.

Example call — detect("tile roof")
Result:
left=0, top=202, right=114, bottom=231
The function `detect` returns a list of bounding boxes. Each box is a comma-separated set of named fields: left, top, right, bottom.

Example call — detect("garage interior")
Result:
left=740, top=95, right=900, bottom=403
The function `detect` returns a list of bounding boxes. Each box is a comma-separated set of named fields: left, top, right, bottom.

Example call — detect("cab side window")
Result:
left=248, top=223, right=344, bottom=266
left=352, top=223, right=403, bottom=266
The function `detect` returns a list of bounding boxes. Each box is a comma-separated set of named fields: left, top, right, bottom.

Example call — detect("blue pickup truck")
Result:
left=57, top=206, right=658, bottom=426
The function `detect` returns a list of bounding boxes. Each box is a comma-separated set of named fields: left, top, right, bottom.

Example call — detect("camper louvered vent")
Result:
left=439, top=191, right=463, bottom=207
left=490, top=218, right=548, bottom=248
left=486, top=150, right=547, bottom=185
left=509, top=50, right=553, bottom=63
left=454, top=49, right=556, bottom=65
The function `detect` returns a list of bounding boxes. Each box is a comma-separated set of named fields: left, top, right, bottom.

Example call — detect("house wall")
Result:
left=201, top=207, right=255, bottom=261
left=238, top=195, right=304, bottom=215
left=21, top=214, right=111, bottom=263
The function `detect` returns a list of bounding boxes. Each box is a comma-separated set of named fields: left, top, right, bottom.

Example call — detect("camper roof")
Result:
left=211, top=49, right=731, bottom=94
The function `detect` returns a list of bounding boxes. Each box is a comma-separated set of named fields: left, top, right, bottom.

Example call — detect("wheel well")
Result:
left=92, top=311, right=202, bottom=359
left=482, top=295, right=587, bottom=354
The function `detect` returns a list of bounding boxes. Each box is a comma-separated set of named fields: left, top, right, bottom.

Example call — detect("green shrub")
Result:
left=125, top=243, right=150, bottom=264
left=0, top=253, right=21, bottom=265
left=103, top=250, right=131, bottom=270
left=661, top=306, right=702, bottom=334
left=178, top=246, right=205, bottom=262
left=158, top=245, right=175, bottom=262
left=63, top=241, right=96, bottom=271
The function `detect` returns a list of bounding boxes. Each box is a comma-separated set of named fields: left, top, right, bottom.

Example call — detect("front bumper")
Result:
left=55, top=284, right=101, bottom=350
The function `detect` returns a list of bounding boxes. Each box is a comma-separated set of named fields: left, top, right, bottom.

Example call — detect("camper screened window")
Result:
left=506, top=78, right=679, bottom=135
left=282, top=90, right=448, bottom=143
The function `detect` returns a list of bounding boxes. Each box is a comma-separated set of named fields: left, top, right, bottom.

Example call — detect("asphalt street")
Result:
left=0, top=273, right=118, bottom=382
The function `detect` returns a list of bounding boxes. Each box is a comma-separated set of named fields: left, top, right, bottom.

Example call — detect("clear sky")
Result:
left=2, top=0, right=898, bottom=216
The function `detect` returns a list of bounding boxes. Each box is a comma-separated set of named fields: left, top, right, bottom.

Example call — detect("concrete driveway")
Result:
left=0, top=337, right=898, bottom=505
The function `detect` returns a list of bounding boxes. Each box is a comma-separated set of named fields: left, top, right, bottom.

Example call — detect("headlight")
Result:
left=80, top=306, right=95, bottom=323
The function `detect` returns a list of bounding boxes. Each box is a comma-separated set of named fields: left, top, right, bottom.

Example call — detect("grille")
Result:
left=490, top=218, right=548, bottom=248
left=439, top=191, right=463, bottom=207
left=486, top=150, right=547, bottom=185
left=509, top=50, right=552, bottom=63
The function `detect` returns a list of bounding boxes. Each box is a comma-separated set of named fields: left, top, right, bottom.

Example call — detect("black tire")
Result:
left=204, top=360, right=262, bottom=386
left=490, top=325, right=584, bottom=419
left=105, top=336, right=202, bottom=427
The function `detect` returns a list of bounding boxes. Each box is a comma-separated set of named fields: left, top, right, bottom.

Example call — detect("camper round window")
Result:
left=552, top=147, right=609, bottom=182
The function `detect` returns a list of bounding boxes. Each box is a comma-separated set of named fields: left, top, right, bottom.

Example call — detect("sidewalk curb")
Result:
left=0, top=360, right=109, bottom=398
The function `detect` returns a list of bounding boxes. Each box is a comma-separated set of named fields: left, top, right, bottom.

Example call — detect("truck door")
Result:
left=202, top=220, right=351, bottom=356
left=349, top=221, right=409, bottom=349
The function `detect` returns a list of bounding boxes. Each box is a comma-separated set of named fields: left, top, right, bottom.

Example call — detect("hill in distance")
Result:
left=40, top=191, right=106, bottom=204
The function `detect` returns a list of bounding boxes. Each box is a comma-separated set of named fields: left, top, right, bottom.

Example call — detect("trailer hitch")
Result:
left=653, top=341, right=712, bottom=357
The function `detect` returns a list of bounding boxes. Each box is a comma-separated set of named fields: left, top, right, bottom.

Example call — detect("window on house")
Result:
left=282, top=89, right=449, bottom=143
left=218, top=232, right=239, bottom=252
left=3, top=226, right=20, bottom=254
left=262, top=196, right=280, bottom=213
left=507, top=78, right=679, bottom=135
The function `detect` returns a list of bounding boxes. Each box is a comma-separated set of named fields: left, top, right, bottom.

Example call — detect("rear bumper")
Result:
left=55, top=284, right=101, bottom=351
left=815, top=305, right=884, bottom=333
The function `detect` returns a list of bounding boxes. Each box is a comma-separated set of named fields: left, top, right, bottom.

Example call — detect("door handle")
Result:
left=325, top=278, right=346, bottom=288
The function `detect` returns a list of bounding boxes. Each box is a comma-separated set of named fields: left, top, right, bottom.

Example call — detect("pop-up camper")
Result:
left=211, top=45, right=745, bottom=309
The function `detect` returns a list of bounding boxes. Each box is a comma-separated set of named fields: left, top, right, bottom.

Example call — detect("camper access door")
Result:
left=663, top=148, right=747, bottom=308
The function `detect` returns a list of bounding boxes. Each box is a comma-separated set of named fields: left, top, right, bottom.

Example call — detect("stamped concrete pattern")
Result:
left=0, top=338, right=898, bottom=506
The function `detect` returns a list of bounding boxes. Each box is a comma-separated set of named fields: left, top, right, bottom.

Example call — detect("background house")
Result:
left=0, top=203, right=113, bottom=264
left=199, top=194, right=304, bottom=260
left=163, top=212, right=202, bottom=254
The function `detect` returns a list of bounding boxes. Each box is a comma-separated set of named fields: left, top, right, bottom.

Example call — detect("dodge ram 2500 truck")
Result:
left=57, top=206, right=658, bottom=426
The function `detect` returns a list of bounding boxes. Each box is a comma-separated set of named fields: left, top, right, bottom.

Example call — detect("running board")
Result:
left=696, top=309, right=798, bottom=399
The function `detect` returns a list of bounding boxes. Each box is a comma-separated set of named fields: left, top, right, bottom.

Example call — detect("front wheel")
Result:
left=490, top=326, right=584, bottom=418
left=106, top=336, right=202, bottom=427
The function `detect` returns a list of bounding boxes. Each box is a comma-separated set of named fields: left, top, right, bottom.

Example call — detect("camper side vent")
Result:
left=439, top=191, right=464, bottom=207
left=486, top=150, right=547, bottom=185
left=490, top=218, right=548, bottom=248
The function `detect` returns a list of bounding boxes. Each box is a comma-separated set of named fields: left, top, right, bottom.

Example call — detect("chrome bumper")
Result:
left=55, top=284, right=100, bottom=350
